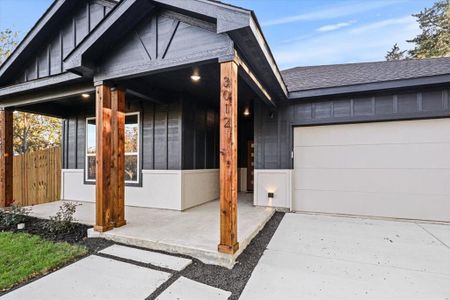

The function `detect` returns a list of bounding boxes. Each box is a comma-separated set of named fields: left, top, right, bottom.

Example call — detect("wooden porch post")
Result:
left=218, top=60, right=239, bottom=254
left=111, top=88, right=126, bottom=227
left=94, top=84, right=113, bottom=232
left=0, top=108, right=13, bottom=208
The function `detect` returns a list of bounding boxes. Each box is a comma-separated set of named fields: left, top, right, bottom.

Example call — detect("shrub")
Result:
left=0, top=205, right=31, bottom=227
left=43, top=202, right=80, bottom=234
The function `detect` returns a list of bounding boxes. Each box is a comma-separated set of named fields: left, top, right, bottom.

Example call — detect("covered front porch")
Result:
left=0, top=0, right=285, bottom=269
left=27, top=193, right=274, bottom=267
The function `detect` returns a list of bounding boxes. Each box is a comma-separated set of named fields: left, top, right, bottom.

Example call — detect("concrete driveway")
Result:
left=241, top=213, right=450, bottom=300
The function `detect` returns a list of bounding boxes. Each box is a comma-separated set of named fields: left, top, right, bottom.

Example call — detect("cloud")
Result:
left=349, top=16, right=415, bottom=34
left=273, top=16, right=419, bottom=68
left=263, top=1, right=402, bottom=27
left=317, top=21, right=356, bottom=32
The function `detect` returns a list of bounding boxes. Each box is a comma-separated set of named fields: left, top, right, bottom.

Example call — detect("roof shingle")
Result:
left=281, top=57, right=450, bottom=92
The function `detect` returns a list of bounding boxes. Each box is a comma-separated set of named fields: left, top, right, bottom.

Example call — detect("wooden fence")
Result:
left=12, top=147, right=61, bottom=206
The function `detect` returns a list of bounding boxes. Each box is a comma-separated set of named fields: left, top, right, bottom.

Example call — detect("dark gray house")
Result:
left=0, top=0, right=449, bottom=256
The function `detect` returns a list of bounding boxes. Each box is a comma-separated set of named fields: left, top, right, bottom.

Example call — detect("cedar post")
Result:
left=94, top=85, right=113, bottom=232
left=111, top=88, right=126, bottom=227
left=218, top=61, right=239, bottom=254
left=0, top=108, right=13, bottom=208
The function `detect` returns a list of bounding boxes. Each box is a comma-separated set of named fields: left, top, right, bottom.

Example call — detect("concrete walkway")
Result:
left=1, top=245, right=231, bottom=300
left=241, top=213, right=450, bottom=300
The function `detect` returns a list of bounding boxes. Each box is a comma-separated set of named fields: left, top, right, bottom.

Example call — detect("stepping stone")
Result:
left=99, top=244, right=192, bottom=271
left=156, top=277, right=231, bottom=300
left=1, top=255, right=171, bottom=300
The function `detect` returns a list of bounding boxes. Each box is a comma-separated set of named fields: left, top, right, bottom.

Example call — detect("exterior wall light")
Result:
left=268, top=192, right=274, bottom=202
left=243, top=107, right=250, bottom=116
left=190, top=74, right=201, bottom=82
left=81, top=93, right=90, bottom=98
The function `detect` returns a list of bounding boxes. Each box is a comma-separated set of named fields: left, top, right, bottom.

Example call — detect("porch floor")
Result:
left=27, top=193, right=275, bottom=268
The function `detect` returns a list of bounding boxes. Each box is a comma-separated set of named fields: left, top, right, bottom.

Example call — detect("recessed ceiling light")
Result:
left=81, top=93, right=90, bottom=99
left=190, top=74, right=201, bottom=82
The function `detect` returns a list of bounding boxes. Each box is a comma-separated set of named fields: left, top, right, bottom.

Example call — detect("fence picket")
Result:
left=12, top=147, right=61, bottom=206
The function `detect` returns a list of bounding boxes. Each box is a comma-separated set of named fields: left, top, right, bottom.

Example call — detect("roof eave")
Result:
left=288, top=74, right=450, bottom=100
left=248, top=13, right=288, bottom=98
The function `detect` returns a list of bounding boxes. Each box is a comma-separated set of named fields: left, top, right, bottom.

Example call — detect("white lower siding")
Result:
left=181, top=169, right=219, bottom=210
left=61, top=169, right=219, bottom=210
left=238, top=168, right=247, bottom=192
left=254, top=169, right=292, bottom=209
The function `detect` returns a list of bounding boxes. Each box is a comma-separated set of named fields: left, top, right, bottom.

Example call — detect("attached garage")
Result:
left=293, top=118, right=450, bottom=222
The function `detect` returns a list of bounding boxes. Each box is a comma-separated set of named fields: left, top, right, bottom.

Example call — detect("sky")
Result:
left=0, top=0, right=435, bottom=69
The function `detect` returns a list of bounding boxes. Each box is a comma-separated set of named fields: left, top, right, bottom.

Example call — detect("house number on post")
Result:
left=223, top=76, right=232, bottom=129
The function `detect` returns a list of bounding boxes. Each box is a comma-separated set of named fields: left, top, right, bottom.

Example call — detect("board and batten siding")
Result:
left=62, top=96, right=224, bottom=171
left=255, top=87, right=450, bottom=170
left=182, top=99, right=220, bottom=170
left=62, top=98, right=183, bottom=171
left=95, top=10, right=233, bottom=82
left=8, top=0, right=112, bottom=86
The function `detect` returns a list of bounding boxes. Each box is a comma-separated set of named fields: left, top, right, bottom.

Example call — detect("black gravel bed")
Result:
left=148, top=211, right=285, bottom=300
left=0, top=214, right=113, bottom=253
left=0, top=215, right=89, bottom=244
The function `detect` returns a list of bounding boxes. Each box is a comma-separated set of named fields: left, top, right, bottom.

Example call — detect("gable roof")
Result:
left=63, top=0, right=287, bottom=100
left=282, top=57, right=450, bottom=93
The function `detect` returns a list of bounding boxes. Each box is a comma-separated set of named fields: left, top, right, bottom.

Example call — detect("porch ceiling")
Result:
left=12, top=62, right=261, bottom=118
left=118, top=62, right=259, bottom=108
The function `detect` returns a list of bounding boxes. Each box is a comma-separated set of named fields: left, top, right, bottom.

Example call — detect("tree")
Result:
left=385, top=43, right=408, bottom=61
left=408, top=0, right=450, bottom=58
left=0, top=29, right=18, bottom=65
left=1, top=29, right=62, bottom=154
left=13, top=112, right=61, bottom=155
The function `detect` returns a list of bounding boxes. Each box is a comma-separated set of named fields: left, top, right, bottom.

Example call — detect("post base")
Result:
left=218, top=242, right=239, bottom=254
left=114, top=219, right=127, bottom=228
left=94, top=225, right=113, bottom=232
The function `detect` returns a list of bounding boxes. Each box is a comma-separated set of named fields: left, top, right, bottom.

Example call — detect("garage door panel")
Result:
left=294, top=143, right=450, bottom=169
left=294, top=168, right=450, bottom=195
left=293, top=190, right=450, bottom=222
left=294, top=119, right=450, bottom=147
left=293, top=118, right=450, bottom=221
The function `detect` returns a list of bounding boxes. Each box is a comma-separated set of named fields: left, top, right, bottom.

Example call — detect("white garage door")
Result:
left=293, top=118, right=450, bottom=222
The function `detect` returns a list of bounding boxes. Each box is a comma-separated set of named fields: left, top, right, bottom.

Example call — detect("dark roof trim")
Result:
left=94, top=0, right=118, bottom=8
left=0, top=0, right=65, bottom=80
left=248, top=14, right=287, bottom=98
left=0, top=73, right=81, bottom=99
left=95, top=48, right=233, bottom=82
left=231, top=52, right=276, bottom=107
left=0, top=82, right=94, bottom=109
left=153, top=0, right=251, bottom=33
left=288, top=74, right=450, bottom=100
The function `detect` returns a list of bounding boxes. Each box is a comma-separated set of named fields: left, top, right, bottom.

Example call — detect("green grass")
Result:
left=0, top=232, right=87, bottom=291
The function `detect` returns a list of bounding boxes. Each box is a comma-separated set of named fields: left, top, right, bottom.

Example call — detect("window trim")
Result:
left=85, top=112, right=141, bottom=185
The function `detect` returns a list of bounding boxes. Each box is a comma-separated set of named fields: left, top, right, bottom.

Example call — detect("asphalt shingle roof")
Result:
left=281, top=57, right=450, bottom=92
